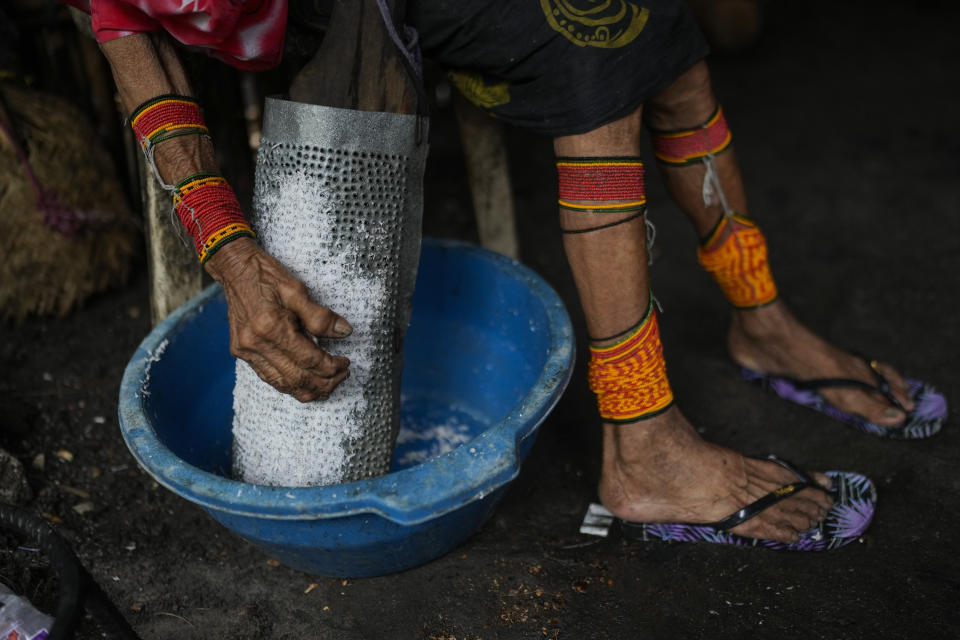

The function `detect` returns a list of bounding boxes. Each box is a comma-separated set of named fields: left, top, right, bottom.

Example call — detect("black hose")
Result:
left=0, top=504, right=82, bottom=639
left=79, top=569, right=140, bottom=640
left=0, top=504, right=140, bottom=640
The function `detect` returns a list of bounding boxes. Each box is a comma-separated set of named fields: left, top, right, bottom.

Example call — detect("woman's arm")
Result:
left=101, top=33, right=352, bottom=403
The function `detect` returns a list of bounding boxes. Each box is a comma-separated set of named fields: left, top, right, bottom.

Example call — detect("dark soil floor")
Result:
left=2, top=1, right=959, bottom=638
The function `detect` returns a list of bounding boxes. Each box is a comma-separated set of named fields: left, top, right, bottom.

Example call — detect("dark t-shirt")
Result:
left=409, top=0, right=709, bottom=136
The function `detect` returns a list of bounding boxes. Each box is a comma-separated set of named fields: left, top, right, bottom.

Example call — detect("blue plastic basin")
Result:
left=118, top=239, right=574, bottom=577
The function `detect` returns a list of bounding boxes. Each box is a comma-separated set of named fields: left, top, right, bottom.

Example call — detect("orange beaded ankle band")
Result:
left=588, top=297, right=674, bottom=423
left=697, top=214, right=778, bottom=308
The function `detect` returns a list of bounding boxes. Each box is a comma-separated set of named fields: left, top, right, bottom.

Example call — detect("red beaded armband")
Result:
left=556, top=158, right=646, bottom=213
left=587, top=298, right=674, bottom=423
left=173, top=174, right=255, bottom=264
left=697, top=214, right=778, bottom=308
left=130, top=94, right=210, bottom=152
left=650, top=105, right=733, bottom=166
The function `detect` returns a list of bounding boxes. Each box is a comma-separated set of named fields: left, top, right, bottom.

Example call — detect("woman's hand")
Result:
left=205, top=237, right=352, bottom=402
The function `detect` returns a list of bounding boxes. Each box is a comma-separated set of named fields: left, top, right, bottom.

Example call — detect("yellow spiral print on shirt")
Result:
left=540, top=0, right=650, bottom=48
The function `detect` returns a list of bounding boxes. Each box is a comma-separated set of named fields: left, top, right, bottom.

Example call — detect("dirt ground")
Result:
left=1, top=1, right=958, bottom=638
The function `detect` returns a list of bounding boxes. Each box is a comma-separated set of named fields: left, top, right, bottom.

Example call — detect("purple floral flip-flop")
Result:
left=741, top=356, right=947, bottom=439
left=618, top=456, right=876, bottom=551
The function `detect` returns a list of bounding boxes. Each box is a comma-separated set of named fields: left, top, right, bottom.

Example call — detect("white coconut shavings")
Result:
left=139, top=338, right=169, bottom=397
left=395, top=418, right=474, bottom=467
left=232, top=169, right=394, bottom=487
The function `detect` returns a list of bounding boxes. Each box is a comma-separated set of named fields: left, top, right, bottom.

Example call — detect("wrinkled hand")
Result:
left=205, top=237, right=352, bottom=402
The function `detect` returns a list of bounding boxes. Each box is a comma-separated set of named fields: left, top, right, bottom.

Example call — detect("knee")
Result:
left=644, top=61, right=716, bottom=130
left=553, top=104, right=644, bottom=157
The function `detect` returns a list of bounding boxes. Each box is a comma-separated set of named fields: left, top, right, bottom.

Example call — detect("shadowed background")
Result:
left=0, top=0, right=958, bottom=638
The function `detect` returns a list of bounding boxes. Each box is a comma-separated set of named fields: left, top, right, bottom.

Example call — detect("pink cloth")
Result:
left=64, top=0, right=287, bottom=70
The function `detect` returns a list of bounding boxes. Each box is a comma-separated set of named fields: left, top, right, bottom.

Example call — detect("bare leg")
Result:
left=555, top=108, right=832, bottom=543
left=644, top=61, right=914, bottom=427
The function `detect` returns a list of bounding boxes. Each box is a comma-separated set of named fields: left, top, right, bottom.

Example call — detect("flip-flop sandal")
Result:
left=618, top=455, right=876, bottom=551
left=741, top=356, right=947, bottom=439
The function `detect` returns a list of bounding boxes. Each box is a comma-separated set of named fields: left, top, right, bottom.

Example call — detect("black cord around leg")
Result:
left=560, top=209, right=645, bottom=234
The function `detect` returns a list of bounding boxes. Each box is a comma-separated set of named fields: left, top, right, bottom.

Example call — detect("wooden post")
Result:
left=289, top=0, right=418, bottom=114
left=69, top=10, right=192, bottom=324
left=138, top=154, right=202, bottom=325
left=292, top=1, right=518, bottom=259
left=453, top=95, right=519, bottom=259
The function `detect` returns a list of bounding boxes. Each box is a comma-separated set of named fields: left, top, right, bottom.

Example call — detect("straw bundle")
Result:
left=0, top=84, right=137, bottom=322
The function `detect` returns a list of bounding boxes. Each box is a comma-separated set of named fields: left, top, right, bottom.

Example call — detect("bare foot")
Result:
left=728, top=300, right=914, bottom=426
left=599, top=407, right=833, bottom=543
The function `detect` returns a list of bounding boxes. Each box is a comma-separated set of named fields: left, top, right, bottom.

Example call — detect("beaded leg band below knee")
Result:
left=649, top=105, right=734, bottom=215
left=588, top=297, right=675, bottom=423
left=648, top=105, right=777, bottom=307
left=648, top=105, right=732, bottom=167
left=556, top=157, right=647, bottom=233
left=698, top=214, right=778, bottom=308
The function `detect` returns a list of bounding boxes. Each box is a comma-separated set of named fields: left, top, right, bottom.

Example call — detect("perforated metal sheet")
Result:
left=232, top=99, right=429, bottom=487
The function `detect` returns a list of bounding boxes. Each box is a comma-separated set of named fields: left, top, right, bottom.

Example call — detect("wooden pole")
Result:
left=292, top=1, right=519, bottom=260
left=69, top=10, right=201, bottom=327
left=138, top=155, right=202, bottom=325
left=289, top=0, right=418, bottom=114
left=453, top=95, right=519, bottom=259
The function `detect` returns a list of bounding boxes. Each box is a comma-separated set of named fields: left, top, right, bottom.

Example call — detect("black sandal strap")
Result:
left=705, top=455, right=831, bottom=531
left=758, top=454, right=812, bottom=485
left=864, top=358, right=907, bottom=412
left=772, top=356, right=906, bottom=413
left=789, top=377, right=879, bottom=393
left=706, top=482, right=811, bottom=531
left=759, top=454, right=834, bottom=492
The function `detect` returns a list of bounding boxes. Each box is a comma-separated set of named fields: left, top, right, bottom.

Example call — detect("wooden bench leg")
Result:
left=454, top=95, right=519, bottom=260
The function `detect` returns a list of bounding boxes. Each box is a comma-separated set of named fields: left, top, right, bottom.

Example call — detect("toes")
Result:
left=773, top=525, right=801, bottom=544
left=876, top=361, right=916, bottom=412
left=802, top=483, right=834, bottom=514
left=746, top=459, right=832, bottom=512
left=870, top=396, right=908, bottom=425
left=746, top=458, right=795, bottom=487
left=790, top=492, right=827, bottom=521
left=730, top=515, right=801, bottom=544
left=733, top=459, right=833, bottom=542
left=823, top=386, right=905, bottom=427
left=813, top=356, right=917, bottom=426
left=775, top=506, right=818, bottom=534
left=810, top=471, right=833, bottom=492
left=854, top=360, right=914, bottom=424
left=879, top=406, right=907, bottom=424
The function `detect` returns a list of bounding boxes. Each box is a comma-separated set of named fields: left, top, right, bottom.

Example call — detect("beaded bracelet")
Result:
left=130, top=94, right=210, bottom=153
left=129, top=94, right=254, bottom=264
left=173, top=173, right=255, bottom=264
